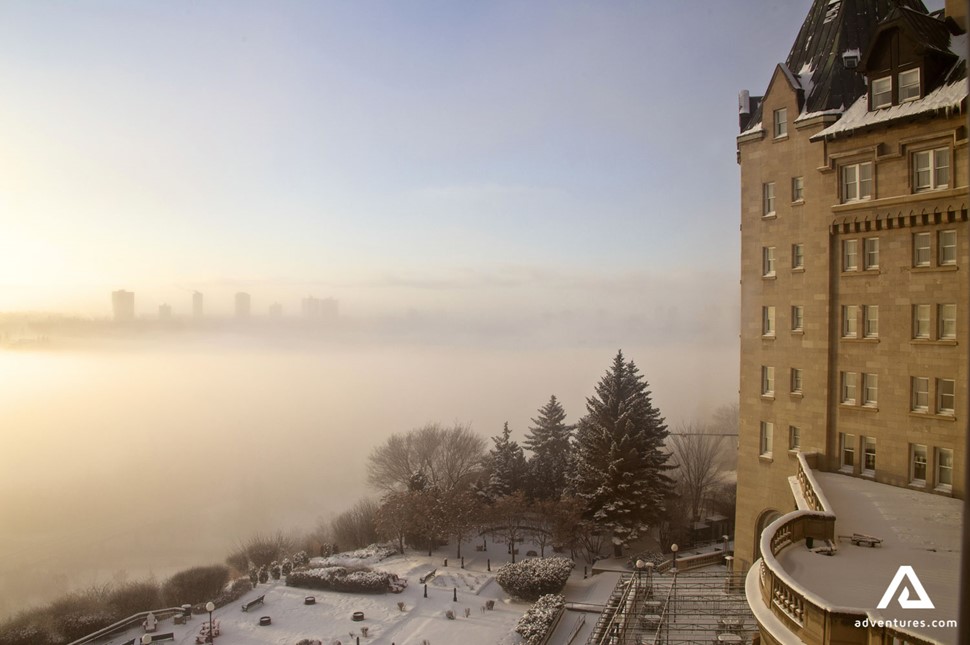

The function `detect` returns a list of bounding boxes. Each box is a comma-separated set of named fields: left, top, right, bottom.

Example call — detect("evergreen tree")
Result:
left=484, top=422, right=528, bottom=500
left=524, top=395, right=574, bottom=499
left=571, top=350, right=674, bottom=556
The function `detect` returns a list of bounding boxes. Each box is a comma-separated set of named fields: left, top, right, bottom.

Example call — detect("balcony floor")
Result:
left=776, top=472, right=961, bottom=643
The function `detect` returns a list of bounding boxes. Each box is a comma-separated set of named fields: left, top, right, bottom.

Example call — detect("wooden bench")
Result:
left=242, top=594, right=265, bottom=612
left=419, top=569, right=437, bottom=584
left=840, top=533, right=882, bottom=548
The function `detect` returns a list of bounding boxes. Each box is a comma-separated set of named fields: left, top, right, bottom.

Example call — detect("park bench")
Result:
left=242, top=594, right=265, bottom=611
left=419, top=569, right=437, bottom=584
left=840, top=533, right=882, bottom=548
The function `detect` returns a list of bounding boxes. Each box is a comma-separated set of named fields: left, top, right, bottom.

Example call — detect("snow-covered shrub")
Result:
left=162, top=565, right=230, bottom=606
left=445, top=609, right=455, bottom=620
left=292, top=550, right=310, bottom=568
left=258, top=565, right=269, bottom=584
left=0, top=623, right=54, bottom=645
left=495, top=557, right=574, bottom=601
left=248, top=566, right=259, bottom=587
left=270, top=561, right=282, bottom=580
left=54, top=610, right=115, bottom=642
left=285, top=566, right=392, bottom=593
left=515, top=594, right=564, bottom=645
left=312, top=543, right=398, bottom=568
left=281, top=557, right=294, bottom=576
left=107, top=580, right=162, bottom=618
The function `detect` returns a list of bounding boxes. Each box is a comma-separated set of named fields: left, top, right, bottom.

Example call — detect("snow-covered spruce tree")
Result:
left=524, top=395, right=574, bottom=500
left=483, top=422, right=528, bottom=501
left=571, top=350, right=674, bottom=556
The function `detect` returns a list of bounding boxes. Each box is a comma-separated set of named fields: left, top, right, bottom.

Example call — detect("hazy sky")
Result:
left=0, top=1, right=825, bottom=321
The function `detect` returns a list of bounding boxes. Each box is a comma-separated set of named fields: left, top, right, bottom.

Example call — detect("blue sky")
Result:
left=1, top=1, right=844, bottom=329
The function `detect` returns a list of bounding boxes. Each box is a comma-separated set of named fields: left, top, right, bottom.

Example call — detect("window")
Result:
left=763, top=182, right=776, bottom=216
left=843, top=239, right=858, bottom=271
left=912, top=376, right=929, bottom=411
left=863, top=373, right=878, bottom=406
left=939, top=304, right=956, bottom=340
left=842, top=305, right=858, bottom=338
left=761, top=366, right=775, bottom=397
left=871, top=76, right=892, bottom=109
left=864, top=237, right=879, bottom=269
left=791, top=305, right=804, bottom=331
left=841, top=371, right=857, bottom=404
left=762, top=246, right=776, bottom=276
left=913, top=232, right=931, bottom=267
left=774, top=108, right=788, bottom=138
left=913, top=304, right=930, bottom=339
left=789, top=426, right=801, bottom=451
left=863, top=437, right=876, bottom=474
left=763, top=306, right=776, bottom=336
left=792, top=243, right=804, bottom=269
left=899, top=68, right=920, bottom=102
left=790, top=368, right=803, bottom=394
left=937, top=378, right=955, bottom=415
left=864, top=305, right=878, bottom=338
left=840, top=433, right=856, bottom=469
left=913, top=148, right=949, bottom=191
left=936, top=448, right=953, bottom=489
left=911, top=444, right=927, bottom=483
left=939, top=230, right=956, bottom=265
left=842, top=162, right=873, bottom=202
left=791, top=176, right=804, bottom=201
left=760, top=422, right=774, bottom=456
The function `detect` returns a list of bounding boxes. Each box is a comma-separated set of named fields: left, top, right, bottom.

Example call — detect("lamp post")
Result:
left=205, top=601, right=215, bottom=643
left=142, top=635, right=151, bottom=645
left=635, top=559, right=646, bottom=601
left=670, top=543, right=678, bottom=571
left=670, top=544, right=679, bottom=626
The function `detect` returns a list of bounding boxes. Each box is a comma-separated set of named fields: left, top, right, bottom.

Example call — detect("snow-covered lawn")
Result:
left=97, top=547, right=534, bottom=645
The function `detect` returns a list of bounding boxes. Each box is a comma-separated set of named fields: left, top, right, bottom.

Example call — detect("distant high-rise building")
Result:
left=234, top=292, right=251, bottom=319
left=268, top=302, right=283, bottom=318
left=192, top=291, right=203, bottom=319
left=301, top=296, right=339, bottom=320
left=111, top=290, right=135, bottom=322
left=158, top=303, right=172, bottom=320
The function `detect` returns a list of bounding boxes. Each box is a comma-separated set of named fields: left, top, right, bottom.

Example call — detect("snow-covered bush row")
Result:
left=515, top=594, right=565, bottom=645
left=190, top=577, right=252, bottom=613
left=495, top=557, right=574, bottom=601
left=286, top=566, right=392, bottom=594
left=310, top=543, right=398, bottom=568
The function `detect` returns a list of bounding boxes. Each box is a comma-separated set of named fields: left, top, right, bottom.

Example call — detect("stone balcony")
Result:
left=747, top=453, right=961, bottom=645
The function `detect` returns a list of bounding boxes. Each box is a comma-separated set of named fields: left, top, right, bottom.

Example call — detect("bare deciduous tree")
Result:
left=367, top=423, right=487, bottom=492
left=668, top=421, right=728, bottom=524
left=330, top=498, right=380, bottom=551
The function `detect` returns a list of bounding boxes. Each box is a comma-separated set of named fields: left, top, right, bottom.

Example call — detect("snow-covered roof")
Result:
left=813, top=25, right=968, bottom=139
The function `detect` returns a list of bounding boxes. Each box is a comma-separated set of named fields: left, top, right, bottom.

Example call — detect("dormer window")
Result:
left=871, top=77, right=892, bottom=109
left=899, top=68, right=920, bottom=102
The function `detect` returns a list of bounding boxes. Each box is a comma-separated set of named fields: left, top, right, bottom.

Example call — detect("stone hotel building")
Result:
left=735, top=0, right=967, bottom=642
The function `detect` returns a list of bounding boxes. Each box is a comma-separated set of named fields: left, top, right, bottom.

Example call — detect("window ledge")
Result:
left=838, top=466, right=855, bottom=474
left=842, top=337, right=879, bottom=343
left=773, top=134, right=790, bottom=143
left=934, top=485, right=953, bottom=495
left=861, top=472, right=876, bottom=480
left=763, top=274, right=777, bottom=281
left=839, top=404, right=878, bottom=412
left=791, top=199, right=805, bottom=206
left=762, top=334, right=776, bottom=341
left=791, top=329, right=804, bottom=336
left=790, top=392, right=804, bottom=399
left=909, top=411, right=956, bottom=421
left=759, top=454, right=774, bottom=463
left=762, top=213, right=777, bottom=221
left=791, top=267, right=805, bottom=273
left=909, top=481, right=927, bottom=490
left=911, top=339, right=958, bottom=346
left=761, top=394, right=775, bottom=401
left=787, top=449, right=801, bottom=456
left=911, top=265, right=958, bottom=273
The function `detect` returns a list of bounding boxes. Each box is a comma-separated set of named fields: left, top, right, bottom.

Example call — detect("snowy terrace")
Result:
left=749, top=453, right=961, bottom=645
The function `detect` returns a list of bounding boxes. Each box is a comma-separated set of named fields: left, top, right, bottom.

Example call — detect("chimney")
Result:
left=946, top=0, right=967, bottom=33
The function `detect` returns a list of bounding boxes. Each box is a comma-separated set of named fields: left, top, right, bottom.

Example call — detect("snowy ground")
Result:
left=94, top=540, right=559, bottom=645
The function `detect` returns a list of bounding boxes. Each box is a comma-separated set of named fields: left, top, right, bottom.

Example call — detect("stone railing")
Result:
left=754, top=454, right=940, bottom=645
left=654, top=549, right=730, bottom=574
